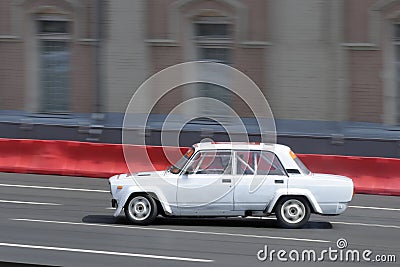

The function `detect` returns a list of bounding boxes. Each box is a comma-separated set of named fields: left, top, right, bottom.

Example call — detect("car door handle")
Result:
left=222, top=179, right=231, bottom=183
left=274, top=179, right=284, bottom=184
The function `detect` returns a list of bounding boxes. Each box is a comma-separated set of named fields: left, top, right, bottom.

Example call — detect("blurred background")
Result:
left=0, top=0, right=399, bottom=157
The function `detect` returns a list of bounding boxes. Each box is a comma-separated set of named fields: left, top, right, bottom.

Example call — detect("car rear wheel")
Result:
left=124, top=194, right=157, bottom=225
left=275, top=197, right=310, bottom=229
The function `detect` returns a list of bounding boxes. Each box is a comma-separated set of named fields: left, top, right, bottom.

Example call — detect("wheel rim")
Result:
left=128, top=196, right=151, bottom=221
left=280, top=199, right=306, bottom=224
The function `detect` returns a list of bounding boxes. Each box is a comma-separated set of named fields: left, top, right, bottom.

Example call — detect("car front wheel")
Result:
left=275, top=197, right=311, bottom=229
left=124, top=194, right=157, bottom=225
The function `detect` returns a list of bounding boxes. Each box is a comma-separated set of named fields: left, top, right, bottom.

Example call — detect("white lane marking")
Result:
left=2, top=183, right=398, bottom=212
left=244, top=217, right=400, bottom=229
left=0, top=183, right=108, bottom=193
left=0, top=200, right=60, bottom=206
left=0, top=242, right=213, bottom=263
left=349, top=205, right=400, bottom=212
left=11, top=218, right=330, bottom=243
left=332, top=221, right=400, bottom=229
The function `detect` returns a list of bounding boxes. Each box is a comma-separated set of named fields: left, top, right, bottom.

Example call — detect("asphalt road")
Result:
left=0, top=172, right=398, bottom=267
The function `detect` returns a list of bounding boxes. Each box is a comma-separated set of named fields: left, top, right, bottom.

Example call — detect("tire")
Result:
left=124, top=194, right=158, bottom=225
left=275, top=197, right=311, bottom=229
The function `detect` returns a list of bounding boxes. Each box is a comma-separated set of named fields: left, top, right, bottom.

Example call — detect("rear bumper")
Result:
left=319, top=202, right=348, bottom=215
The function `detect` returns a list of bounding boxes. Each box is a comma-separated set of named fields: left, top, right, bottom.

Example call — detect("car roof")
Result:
left=192, top=142, right=291, bottom=153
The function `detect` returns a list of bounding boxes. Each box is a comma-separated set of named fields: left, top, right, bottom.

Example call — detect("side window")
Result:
left=236, top=151, right=255, bottom=175
left=257, top=151, right=285, bottom=176
left=235, top=151, right=285, bottom=176
left=186, top=150, right=232, bottom=175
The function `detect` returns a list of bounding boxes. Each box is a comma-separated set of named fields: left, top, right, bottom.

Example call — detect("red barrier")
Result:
left=0, top=139, right=185, bottom=178
left=0, top=139, right=122, bottom=177
left=298, top=154, right=400, bottom=196
left=0, top=138, right=399, bottom=196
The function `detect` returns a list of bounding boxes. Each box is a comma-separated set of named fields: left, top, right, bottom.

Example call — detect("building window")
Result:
left=194, top=17, right=232, bottom=64
left=193, top=17, right=233, bottom=114
left=38, top=20, right=69, bottom=34
left=195, top=21, right=231, bottom=39
left=199, top=47, right=231, bottom=63
left=37, top=18, right=71, bottom=113
left=394, top=24, right=400, bottom=123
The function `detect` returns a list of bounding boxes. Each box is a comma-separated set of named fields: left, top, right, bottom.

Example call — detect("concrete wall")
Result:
left=1, top=0, right=400, bottom=125
left=0, top=41, right=25, bottom=111
left=267, top=0, right=346, bottom=121
left=349, top=50, right=383, bottom=122
left=0, top=0, right=24, bottom=111
left=103, top=0, right=149, bottom=113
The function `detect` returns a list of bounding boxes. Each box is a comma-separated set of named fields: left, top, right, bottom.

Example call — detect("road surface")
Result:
left=0, top=173, right=398, bottom=266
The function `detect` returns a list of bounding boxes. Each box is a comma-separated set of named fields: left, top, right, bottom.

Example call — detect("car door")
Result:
left=233, top=150, right=288, bottom=211
left=177, top=150, right=234, bottom=215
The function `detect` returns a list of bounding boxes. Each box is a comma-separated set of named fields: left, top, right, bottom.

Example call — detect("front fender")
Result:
left=264, top=188, right=322, bottom=214
left=113, top=185, right=173, bottom=217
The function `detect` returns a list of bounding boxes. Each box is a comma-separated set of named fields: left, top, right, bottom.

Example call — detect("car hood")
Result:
left=118, top=171, right=165, bottom=180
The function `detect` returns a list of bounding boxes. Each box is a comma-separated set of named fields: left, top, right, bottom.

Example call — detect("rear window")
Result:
left=290, top=150, right=311, bottom=175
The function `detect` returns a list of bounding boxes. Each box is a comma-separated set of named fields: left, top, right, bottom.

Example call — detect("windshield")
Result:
left=168, top=147, right=194, bottom=174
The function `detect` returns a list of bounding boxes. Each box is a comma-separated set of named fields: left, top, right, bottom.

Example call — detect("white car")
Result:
left=109, top=142, right=354, bottom=228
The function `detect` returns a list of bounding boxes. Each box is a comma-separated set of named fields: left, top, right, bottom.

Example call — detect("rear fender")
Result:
left=265, top=188, right=322, bottom=214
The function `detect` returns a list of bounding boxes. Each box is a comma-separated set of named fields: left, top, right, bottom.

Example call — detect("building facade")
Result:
left=1, top=0, right=400, bottom=125
left=0, top=0, right=98, bottom=114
